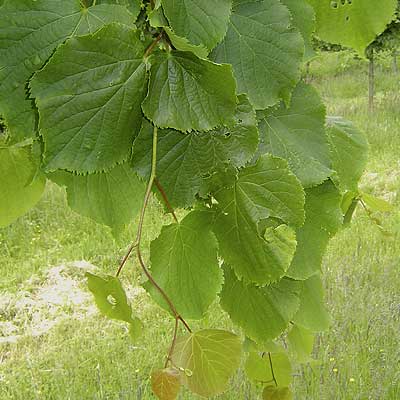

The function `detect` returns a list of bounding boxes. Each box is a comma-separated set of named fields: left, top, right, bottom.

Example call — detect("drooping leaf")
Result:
left=293, top=273, right=330, bottom=332
left=286, top=181, right=343, bottom=280
left=86, top=272, right=142, bottom=339
left=220, top=266, right=301, bottom=342
left=30, top=23, right=147, bottom=173
left=327, top=116, right=369, bottom=193
left=48, top=162, right=146, bottom=233
left=133, top=95, right=257, bottom=207
left=263, top=386, right=293, bottom=400
left=287, top=324, right=315, bottom=363
left=213, top=155, right=304, bottom=284
left=245, top=351, right=292, bottom=387
left=164, top=27, right=209, bottom=58
left=308, top=0, right=397, bottom=55
left=258, top=82, right=332, bottom=187
left=280, top=0, right=316, bottom=61
left=151, top=368, right=181, bottom=400
left=147, top=211, right=222, bottom=319
left=171, top=329, right=242, bottom=397
left=142, top=51, right=236, bottom=132
left=0, top=0, right=134, bottom=142
left=211, top=0, right=304, bottom=108
left=161, top=0, right=232, bottom=51
left=0, top=145, right=45, bottom=227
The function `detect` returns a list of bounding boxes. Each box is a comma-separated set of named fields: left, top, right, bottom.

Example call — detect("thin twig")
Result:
left=165, top=317, right=179, bottom=368
left=155, top=178, right=179, bottom=223
left=144, top=31, right=164, bottom=59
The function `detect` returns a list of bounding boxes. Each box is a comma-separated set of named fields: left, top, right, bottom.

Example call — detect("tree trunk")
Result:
left=368, top=51, right=375, bottom=113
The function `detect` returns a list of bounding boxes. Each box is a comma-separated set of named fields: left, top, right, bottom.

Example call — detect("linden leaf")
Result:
left=0, top=0, right=135, bottom=142
left=151, top=368, right=181, bottom=400
left=161, top=0, right=232, bottom=51
left=211, top=0, right=304, bottom=108
left=213, top=155, right=304, bottom=284
left=86, top=272, right=142, bottom=339
left=308, top=0, right=397, bottom=55
left=286, top=181, right=343, bottom=280
left=0, top=145, right=45, bottom=227
left=245, top=351, right=292, bottom=387
left=258, top=82, right=331, bottom=187
left=293, top=273, right=330, bottom=332
left=30, top=23, right=147, bottom=173
left=220, top=266, right=301, bottom=342
left=327, top=116, right=369, bottom=193
left=142, top=51, right=236, bottom=132
left=147, top=210, right=222, bottom=319
left=171, top=329, right=242, bottom=397
left=48, top=162, right=146, bottom=233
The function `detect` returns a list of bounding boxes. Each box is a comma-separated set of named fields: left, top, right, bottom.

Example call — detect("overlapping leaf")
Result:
left=211, top=0, right=304, bottom=108
left=220, top=266, right=301, bottom=342
left=0, top=0, right=134, bottom=142
left=258, top=82, right=332, bottom=187
left=171, top=329, right=242, bottom=397
left=0, top=145, right=45, bottom=227
left=49, top=162, right=146, bottom=233
left=327, top=116, right=369, bottom=193
left=147, top=211, right=222, bottom=319
left=213, top=155, right=304, bottom=284
left=287, top=324, right=315, bottom=363
left=308, top=0, right=397, bottom=55
left=263, top=386, right=293, bottom=400
left=286, top=181, right=343, bottom=280
left=30, top=23, right=147, bottom=173
left=142, top=51, right=236, bottom=132
left=97, top=0, right=142, bottom=19
left=133, top=95, right=257, bottom=207
left=161, top=0, right=232, bottom=51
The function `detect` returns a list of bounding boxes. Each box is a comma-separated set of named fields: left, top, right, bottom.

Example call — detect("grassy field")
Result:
left=0, top=52, right=399, bottom=399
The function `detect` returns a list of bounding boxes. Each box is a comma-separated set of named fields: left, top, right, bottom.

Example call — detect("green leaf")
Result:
left=86, top=272, right=142, bottom=339
left=161, top=0, right=232, bottom=51
left=360, top=192, right=393, bottom=212
left=96, top=0, right=142, bottom=19
left=0, top=145, right=45, bottom=227
left=142, top=51, right=237, bottom=132
left=147, top=211, right=222, bottom=319
left=245, top=351, right=292, bottom=387
left=164, top=27, right=208, bottom=58
left=327, top=117, right=369, bottom=193
left=287, top=324, right=315, bottom=363
left=171, top=329, right=242, bottom=397
left=213, top=155, right=304, bottom=284
left=286, top=181, right=343, bottom=280
left=308, top=0, right=397, bottom=55
left=0, top=0, right=134, bottom=142
left=220, top=266, right=301, bottom=342
left=211, top=0, right=304, bottom=109
left=281, top=0, right=316, bottom=61
left=30, top=23, right=147, bottom=173
left=293, top=273, right=330, bottom=332
left=258, top=82, right=332, bottom=187
left=151, top=368, right=181, bottom=400
left=263, top=386, right=293, bottom=400
left=133, top=95, right=257, bottom=207
left=48, top=162, right=146, bottom=233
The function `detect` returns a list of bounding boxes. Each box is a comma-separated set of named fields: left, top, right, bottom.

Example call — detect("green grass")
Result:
left=1, top=53, right=399, bottom=399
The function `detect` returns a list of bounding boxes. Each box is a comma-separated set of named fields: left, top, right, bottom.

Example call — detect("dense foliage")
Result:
left=0, top=0, right=396, bottom=398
